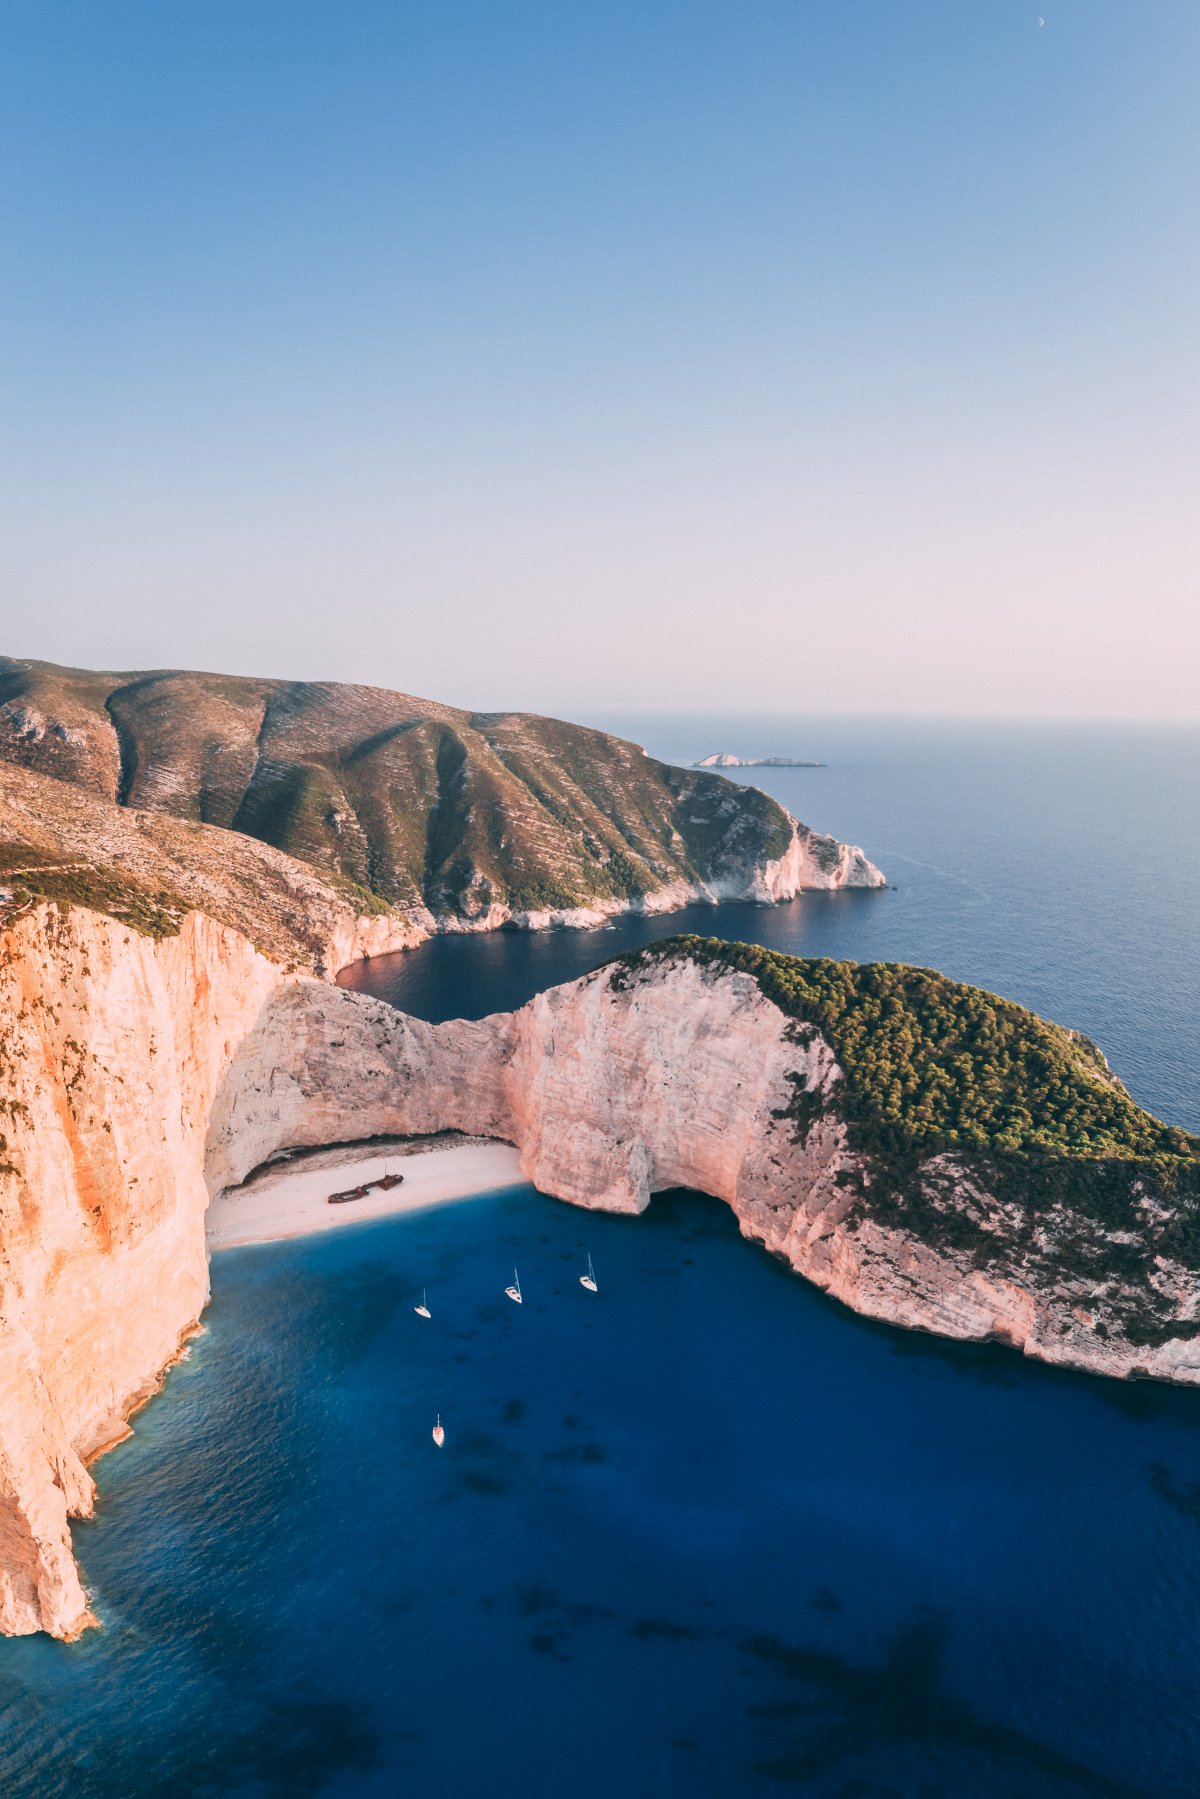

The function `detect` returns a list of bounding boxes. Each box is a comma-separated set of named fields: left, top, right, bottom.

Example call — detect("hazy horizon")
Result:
left=3, top=1, right=1196, bottom=721
left=7, top=643, right=1200, bottom=736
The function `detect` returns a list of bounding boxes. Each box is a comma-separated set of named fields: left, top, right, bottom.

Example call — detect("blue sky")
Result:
left=1, top=1, right=1196, bottom=716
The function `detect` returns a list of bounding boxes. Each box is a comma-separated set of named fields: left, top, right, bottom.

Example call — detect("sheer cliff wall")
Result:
left=212, top=960, right=1200, bottom=1397
left=3, top=904, right=1198, bottom=1641
left=0, top=904, right=290, bottom=1637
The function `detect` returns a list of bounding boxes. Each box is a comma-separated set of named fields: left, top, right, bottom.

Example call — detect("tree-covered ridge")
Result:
left=610, top=938, right=1200, bottom=1343
left=613, top=935, right=1197, bottom=1164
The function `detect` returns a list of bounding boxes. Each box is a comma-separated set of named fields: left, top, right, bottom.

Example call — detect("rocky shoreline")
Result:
left=1, top=898, right=1196, bottom=1639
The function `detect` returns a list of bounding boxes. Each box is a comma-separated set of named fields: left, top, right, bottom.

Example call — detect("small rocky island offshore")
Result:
left=693, top=752, right=824, bottom=768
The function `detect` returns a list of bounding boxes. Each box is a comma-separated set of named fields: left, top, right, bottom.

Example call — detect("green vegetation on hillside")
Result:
left=615, top=936, right=1191, bottom=1160
left=0, top=762, right=416, bottom=969
left=611, top=938, right=1200, bottom=1340
left=0, top=659, right=849, bottom=924
left=0, top=845, right=185, bottom=939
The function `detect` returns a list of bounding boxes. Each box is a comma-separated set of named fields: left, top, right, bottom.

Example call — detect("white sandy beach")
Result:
left=206, top=1136, right=525, bottom=1250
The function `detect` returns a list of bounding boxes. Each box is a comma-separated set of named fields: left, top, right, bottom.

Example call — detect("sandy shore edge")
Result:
left=206, top=1137, right=525, bottom=1250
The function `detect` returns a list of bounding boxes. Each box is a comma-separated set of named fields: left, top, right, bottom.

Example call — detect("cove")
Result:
left=4, top=1183, right=1199, bottom=1796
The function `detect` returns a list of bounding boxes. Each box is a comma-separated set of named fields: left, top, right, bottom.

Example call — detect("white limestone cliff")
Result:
left=0, top=904, right=285, bottom=1638
left=1, top=904, right=1194, bottom=1643
left=745, top=819, right=884, bottom=901
left=420, top=820, right=885, bottom=938
left=210, top=953, right=1200, bottom=1398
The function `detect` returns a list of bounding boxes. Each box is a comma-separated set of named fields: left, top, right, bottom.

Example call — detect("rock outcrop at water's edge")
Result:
left=209, top=951, right=1200, bottom=1395
left=0, top=656, right=885, bottom=931
left=0, top=904, right=284, bottom=1637
left=427, top=817, right=884, bottom=934
left=3, top=905, right=1198, bottom=1639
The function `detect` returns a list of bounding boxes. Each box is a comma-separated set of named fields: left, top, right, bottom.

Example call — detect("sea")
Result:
left=4, top=716, right=1199, bottom=1799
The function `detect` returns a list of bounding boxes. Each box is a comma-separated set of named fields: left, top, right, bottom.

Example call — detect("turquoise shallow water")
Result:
left=5, top=719, right=1200, bottom=1796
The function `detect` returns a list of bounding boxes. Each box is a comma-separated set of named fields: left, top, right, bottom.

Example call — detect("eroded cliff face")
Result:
left=749, top=819, right=884, bottom=900
left=501, top=967, right=1200, bottom=1383
left=205, top=983, right=512, bottom=1191
left=2, top=907, right=1195, bottom=1642
left=425, top=818, right=885, bottom=932
left=506, top=968, right=1200, bottom=1386
left=210, top=954, right=1200, bottom=1392
left=0, top=904, right=285, bottom=1637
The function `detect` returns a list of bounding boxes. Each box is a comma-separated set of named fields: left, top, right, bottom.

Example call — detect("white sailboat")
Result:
left=505, top=1268, right=523, bottom=1304
left=432, top=1412, right=444, bottom=1448
left=580, top=1254, right=598, bottom=1293
left=414, top=1288, right=431, bottom=1319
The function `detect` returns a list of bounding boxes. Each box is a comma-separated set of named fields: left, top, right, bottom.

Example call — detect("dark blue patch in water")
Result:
left=4, top=1186, right=1200, bottom=1796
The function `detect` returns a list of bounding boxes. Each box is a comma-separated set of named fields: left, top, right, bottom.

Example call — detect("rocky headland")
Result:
left=2, top=660, right=1195, bottom=1643
left=2, top=871, right=1198, bottom=1641
left=0, top=658, right=882, bottom=932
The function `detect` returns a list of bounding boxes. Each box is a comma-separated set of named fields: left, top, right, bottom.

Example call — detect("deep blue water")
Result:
left=10, top=1191, right=1200, bottom=1798
left=343, top=716, right=1200, bottom=1131
left=5, top=719, right=1200, bottom=1797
